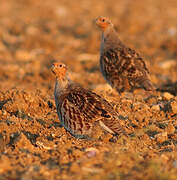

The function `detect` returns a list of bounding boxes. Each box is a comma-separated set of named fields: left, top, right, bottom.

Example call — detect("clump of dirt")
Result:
left=0, top=0, right=177, bottom=179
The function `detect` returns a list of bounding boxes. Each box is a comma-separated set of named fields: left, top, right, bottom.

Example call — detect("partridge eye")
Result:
left=59, top=64, right=62, bottom=67
left=102, top=19, right=105, bottom=22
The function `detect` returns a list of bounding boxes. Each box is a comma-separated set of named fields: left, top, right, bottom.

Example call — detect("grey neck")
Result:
left=102, top=26, right=122, bottom=49
left=54, top=77, right=71, bottom=97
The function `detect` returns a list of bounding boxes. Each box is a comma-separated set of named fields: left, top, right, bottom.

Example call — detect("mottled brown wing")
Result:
left=59, top=98, right=92, bottom=138
left=101, top=47, right=154, bottom=91
left=68, top=88, right=123, bottom=134
left=124, top=48, right=155, bottom=90
left=58, top=86, right=125, bottom=136
left=123, top=48, right=149, bottom=75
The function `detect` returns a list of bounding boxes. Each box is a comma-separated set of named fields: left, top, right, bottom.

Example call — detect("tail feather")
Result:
left=156, top=82, right=177, bottom=95
left=141, top=79, right=156, bottom=91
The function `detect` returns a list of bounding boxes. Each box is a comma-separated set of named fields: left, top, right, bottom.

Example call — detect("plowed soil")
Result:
left=0, top=0, right=177, bottom=179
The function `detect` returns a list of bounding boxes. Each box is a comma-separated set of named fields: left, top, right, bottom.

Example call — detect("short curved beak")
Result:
left=51, top=64, right=56, bottom=74
left=95, top=18, right=99, bottom=25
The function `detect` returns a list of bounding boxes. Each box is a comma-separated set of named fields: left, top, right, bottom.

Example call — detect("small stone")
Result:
left=159, top=60, right=176, bottom=69
left=155, top=132, right=168, bottom=143
left=85, top=147, right=99, bottom=158
left=146, top=97, right=157, bottom=104
left=151, top=104, right=160, bottom=111
left=82, top=167, right=103, bottom=173
left=166, top=123, right=175, bottom=134
left=163, top=92, right=174, bottom=100
left=36, top=141, right=52, bottom=150
left=171, top=101, right=177, bottom=114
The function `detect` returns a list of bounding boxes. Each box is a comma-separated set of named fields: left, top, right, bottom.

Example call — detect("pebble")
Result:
left=171, top=101, right=177, bottom=114
left=85, top=147, right=99, bottom=158
left=151, top=104, right=160, bottom=111
left=146, top=96, right=157, bottom=104
left=163, top=92, right=174, bottom=100
left=166, top=123, right=175, bottom=134
left=36, top=141, right=52, bottom=150
left=155, top=132, right=168, bottom=143
left=159, top=60, right=176, bottom=69
left=82, top=167, right=103, bottom=173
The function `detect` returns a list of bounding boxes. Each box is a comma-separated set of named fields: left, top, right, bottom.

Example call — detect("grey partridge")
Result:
left=51, top=62, right=126, bottom=139
left=96, top=16, right=155, bottom=93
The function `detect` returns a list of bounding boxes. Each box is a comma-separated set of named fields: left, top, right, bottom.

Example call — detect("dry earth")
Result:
left=0, top=0, right=177, bottom=179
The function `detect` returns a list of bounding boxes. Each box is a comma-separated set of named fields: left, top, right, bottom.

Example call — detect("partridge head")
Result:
left=96, top=16, right=113, bottom=31
left=51, top=62, right=67, bottom=80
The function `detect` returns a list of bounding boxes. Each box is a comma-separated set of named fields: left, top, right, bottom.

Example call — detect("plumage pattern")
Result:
left=51, top=62, right=126, bottom=139
left=96, top=16, right=155, bottom=93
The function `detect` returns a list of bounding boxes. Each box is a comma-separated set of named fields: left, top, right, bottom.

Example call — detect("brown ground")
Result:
left=0, top=0, right=177, bottom=179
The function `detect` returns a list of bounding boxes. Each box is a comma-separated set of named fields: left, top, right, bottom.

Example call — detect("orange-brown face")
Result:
left=51, top=62, right=67, bottom=79
left=95, top=16, right=112, bottom=31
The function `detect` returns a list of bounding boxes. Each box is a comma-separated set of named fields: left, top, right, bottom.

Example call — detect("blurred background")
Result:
left=0, top=0, right=176, bottom=92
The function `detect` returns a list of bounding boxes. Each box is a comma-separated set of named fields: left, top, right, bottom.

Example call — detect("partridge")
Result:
left=96, top=16, right=155, bottom=93
left=51, top=62, right=126, bottom=139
